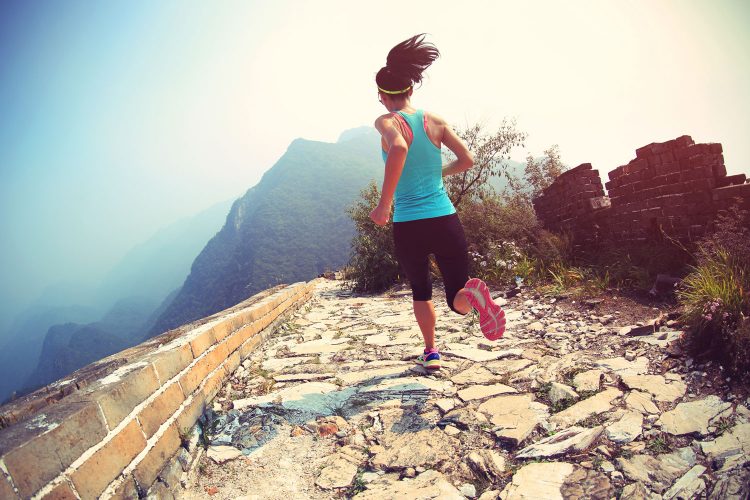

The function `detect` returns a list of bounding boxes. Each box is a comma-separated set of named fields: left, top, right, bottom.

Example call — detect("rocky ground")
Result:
left=179, top=278, right=750, bottom=499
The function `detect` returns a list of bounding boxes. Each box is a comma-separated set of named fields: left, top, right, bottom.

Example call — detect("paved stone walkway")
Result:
left=181, top=279, right=750, bottom=499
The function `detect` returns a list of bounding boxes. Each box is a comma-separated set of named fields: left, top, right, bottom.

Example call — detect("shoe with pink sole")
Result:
left=464, top=278, right=506, bottom=340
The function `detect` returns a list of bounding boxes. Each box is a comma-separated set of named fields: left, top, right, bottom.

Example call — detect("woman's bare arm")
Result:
left=427, top=113, right=474, bottom=176
left=371, top=114, right=409, bottom=225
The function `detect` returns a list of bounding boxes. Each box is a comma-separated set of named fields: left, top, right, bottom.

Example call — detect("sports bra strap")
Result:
left=391, top=112, right=413, bottom=144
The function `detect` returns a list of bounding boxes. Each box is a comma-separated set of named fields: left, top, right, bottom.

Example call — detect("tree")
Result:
left=345, top=181, right=401, bottom=293
left=507, top=144, right=567, bottom=205
left=443, top=119, right=527, bottom=207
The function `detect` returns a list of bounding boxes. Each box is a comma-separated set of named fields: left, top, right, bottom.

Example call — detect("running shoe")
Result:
left=416, top=349, right=441, bottom=370
left=464, top=278, right=506, bottom=340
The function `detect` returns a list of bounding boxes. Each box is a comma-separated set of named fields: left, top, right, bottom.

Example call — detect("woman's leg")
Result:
left=452, top=289, right=472, bottom=314
left=393, top=220, right=434, bottom=350
left=413, top=300, right=436, bottom=350
left=432, top=214, right=471, bottom=314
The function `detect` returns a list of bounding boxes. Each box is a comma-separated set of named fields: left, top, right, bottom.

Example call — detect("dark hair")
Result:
left=376, top=34, right=440, bottom=94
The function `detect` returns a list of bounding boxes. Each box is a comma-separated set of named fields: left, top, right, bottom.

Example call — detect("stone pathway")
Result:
left=180, top=279, right=750, bottom=499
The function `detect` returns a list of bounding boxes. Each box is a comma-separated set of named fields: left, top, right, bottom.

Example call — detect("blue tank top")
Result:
left=381, top=109, right=456, bottom=222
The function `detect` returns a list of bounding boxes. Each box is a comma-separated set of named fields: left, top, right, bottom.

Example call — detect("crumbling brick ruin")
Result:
left=533, top=135, right=750, bottom=249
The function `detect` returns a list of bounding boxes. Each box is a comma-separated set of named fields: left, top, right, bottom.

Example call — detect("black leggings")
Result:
left=392, top=213, right=469, bottom=314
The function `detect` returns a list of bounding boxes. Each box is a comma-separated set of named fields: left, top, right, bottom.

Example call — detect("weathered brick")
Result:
left=225, top=323, right=257, bottom=354
left=715, top=173, right=746, bottom=188
left=203, top=365, right=228, bottom=402
left=174, top=391, right=207, bottom=436
left=188, top=324, right=217, bottom=358
left=133, top=423, right=181, bottom=491
left=239, top=333, right=264, bottom=360
left=93, top=363, right=161, bottom=429
left=689, top=143, right=712, bottom=156
left=646, top=154, right=662, bottom=167
left=712, top=163, right=727, bottom=178
left=210, top=321, right=233, bottom=342
left=712, top=183, right=750, bottom=200
left=69, top=419, right=147, bottom=499
left=1, top=401, right=107, bottom=498
left=156, top=453, right=184, bottom=488
left=687, top=154, right=713, bottom=169
left=659, top=151, right=675, bottom=164
left=136, top=382, right=185, bottom=438
left=109, top=474, right=139, bottom=500
left=0, top=474, right=19, bottom=499
left=178, top=355, right=213, bottom=397
left=635, top=143, right=654, bottom=158
left=609, top=167, right=625, bottom=180
left=207, top=342, right=230, bottom=371
left=225, top=350, right=241, bottom=375
left=40, top=480, right=77, bottom=499
left=149, top=343, right=194, bottom=383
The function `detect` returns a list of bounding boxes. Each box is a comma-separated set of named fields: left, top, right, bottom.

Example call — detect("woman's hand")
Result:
left=369, top=202, right=391, bottom=226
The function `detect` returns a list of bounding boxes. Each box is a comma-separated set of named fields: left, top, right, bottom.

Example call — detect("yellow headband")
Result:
left=378, top=85, right=411, bottom=95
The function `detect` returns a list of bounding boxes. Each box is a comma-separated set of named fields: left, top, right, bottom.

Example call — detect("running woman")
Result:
left=369, top=34, right=506, bottom=371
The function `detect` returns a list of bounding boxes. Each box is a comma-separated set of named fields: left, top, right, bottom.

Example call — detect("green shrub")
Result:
left=677, top=203, right=750, bottom=377
left=699, top=202, right=750, bottom=268
left=345, top=182, right=401, bottom=293
left=457, top=192, right=570, bottom=287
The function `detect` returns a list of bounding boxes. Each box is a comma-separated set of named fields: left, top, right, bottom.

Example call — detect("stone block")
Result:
left=69, top=419, right=147, bottom=499
left=712, top=163, right=727, bottom=178
left=0, top=401, right=108, bottom=498
left=174, top=391, right=207, bottom=436
left=712, top=183, right=750, bottom=201
left=179, top=342, right=228, bottom=396
left=109, top=474, right=139, bottom=500
left=156, top=452, right=184, bottom=488
left=239, top=331, right=264, bottom=359
left=137, top=382, right=185, bottom=438
left=91, top=363, right=162, bottom=429
left=207, top=341, right=231, bottom=370
left=226, top=322, right=260, bottom=353
left=133, top=423, right=181, bottom=491
left=40, top=481, right=77, bottom=499
left=0, top=474, right=19, bottom=500
left=225, top=350, right=241, bottom=375
left=178, top=357, right=212, bottom=397
left=609, top=166, right=626, bottom=180
left=210, top=321, right=233, bottom=342
left=675, top=145, right=693, bottom=160
left=715, top=173, right=746, bottom=188
left=647, top=154, right=663, bottom=167
left=635, top=144, right=654, bottom=158
left=188, top=325, right=217, bottom=358
left=589, top=197, right=611, bottom=210
left=659, top=151, right=675, bottom=164
left=149, top=343, right=194, bottom=383
left=203, top=364, right=228, bottom=402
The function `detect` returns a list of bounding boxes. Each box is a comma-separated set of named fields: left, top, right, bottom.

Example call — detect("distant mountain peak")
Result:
left=337, top=126, right=377, bottom=143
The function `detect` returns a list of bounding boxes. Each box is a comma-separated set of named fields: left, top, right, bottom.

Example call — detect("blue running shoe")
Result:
left=416, top=349, right=441, bottom=370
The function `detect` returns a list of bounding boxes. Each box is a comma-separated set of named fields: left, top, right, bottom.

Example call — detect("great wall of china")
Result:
left=0, top=135, right=748, bottom=499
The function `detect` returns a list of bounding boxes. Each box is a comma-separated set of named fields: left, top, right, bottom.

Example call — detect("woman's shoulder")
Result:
left=422, top=110, right=447, bottom=126
left=373, top=112, right=401, bottom=129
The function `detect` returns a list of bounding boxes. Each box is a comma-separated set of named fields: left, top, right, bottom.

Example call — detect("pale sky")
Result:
left=0, top=0, right=748, bottom=324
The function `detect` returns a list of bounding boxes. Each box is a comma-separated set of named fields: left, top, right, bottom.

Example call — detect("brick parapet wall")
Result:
left=0, top=279, right=320, bottom=499
left=533, top=135, right=749, bottom=246
left=532, top=163, right=611, bottom=245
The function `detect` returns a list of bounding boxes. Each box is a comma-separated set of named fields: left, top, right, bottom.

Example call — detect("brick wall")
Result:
left=533, top=135, right=749, bottom=246
left=0, top=280, right=319, bottom=499
left=532, top=163, right=610, bottom=246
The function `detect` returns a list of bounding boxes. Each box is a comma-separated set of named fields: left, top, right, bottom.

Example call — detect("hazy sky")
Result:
left=1, top=0, right=748, bottom=324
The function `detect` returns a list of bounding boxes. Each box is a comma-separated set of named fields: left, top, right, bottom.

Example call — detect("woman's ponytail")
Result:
left=376, top=34, right=439, bottom=94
